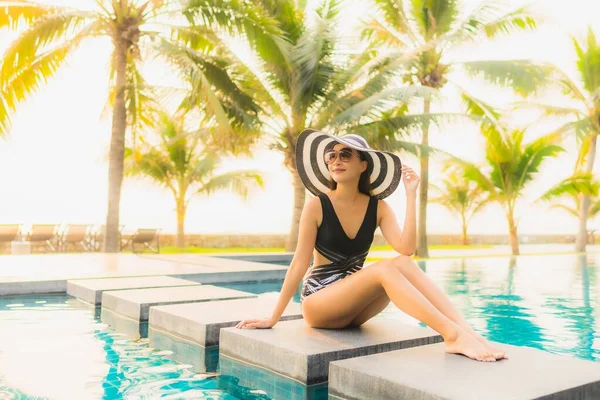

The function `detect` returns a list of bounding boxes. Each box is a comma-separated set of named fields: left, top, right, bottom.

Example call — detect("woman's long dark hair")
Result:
left=327, top=149, right=372, bottom=196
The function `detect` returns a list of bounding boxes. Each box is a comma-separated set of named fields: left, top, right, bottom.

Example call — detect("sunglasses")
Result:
left=324, top=148, right=357, bottom=164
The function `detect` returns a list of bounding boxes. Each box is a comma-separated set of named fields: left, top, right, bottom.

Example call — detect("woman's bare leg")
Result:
left=301, top=261, right=496, bottom=362
left=391, top=256, right=507, bottom=360
left=347, top=292, right=390, bottom=327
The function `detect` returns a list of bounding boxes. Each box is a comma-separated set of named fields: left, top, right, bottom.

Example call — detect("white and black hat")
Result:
left=295, top=129, right=402, bottom=200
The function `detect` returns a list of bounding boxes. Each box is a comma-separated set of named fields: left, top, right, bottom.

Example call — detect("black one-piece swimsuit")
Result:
left=300, top=193, right=378, bottom=302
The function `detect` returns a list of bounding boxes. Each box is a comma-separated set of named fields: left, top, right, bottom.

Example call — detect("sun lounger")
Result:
left=121, top=228, right=160, bottom=253
left=0, top=224, right=21, bottom=244
left=59, top=224, right=92, bottom=252
left=26, top=224, right=60, bottom=252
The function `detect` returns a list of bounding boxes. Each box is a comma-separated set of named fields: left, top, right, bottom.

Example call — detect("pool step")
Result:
left=149, top=297, right=302, bottom=347
left=101, top=285, right=256, bottom=321
left=148, top=297, right=302, bottom=371
left=219, top=318, right=442, bottom=386
left=328, top=342, right=600, bottom=400
left=67, top=276, right=200, bottom=305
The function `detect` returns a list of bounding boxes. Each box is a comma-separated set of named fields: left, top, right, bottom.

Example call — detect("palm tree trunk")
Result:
left=103, top=41, right=128, bottom=253
left=416, top=99, right=431, bottom=258
left=507, top=212, right=519, bottom=255
left=575, top=134, right=598, bottom=252
left=176, top=197, right=186, bottom=248
left=461, top=213, right=469, bottom=245
left=285, top=166, right=306, bottom=252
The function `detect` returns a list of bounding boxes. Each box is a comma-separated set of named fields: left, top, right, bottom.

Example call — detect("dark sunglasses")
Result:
left=324, top=148, right=357, bottom=164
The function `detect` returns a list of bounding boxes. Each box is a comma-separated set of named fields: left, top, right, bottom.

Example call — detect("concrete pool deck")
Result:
left=147, top=297, right=303, bottom=371
left=329, top=342, right=600, bottom=400
left=101, top=285, right=256, bottom=321
left=219, top=318, right=443, bottom=385
left=67, top=276, right=202, bottom=305
left=0, top=253, right=287, bottom=296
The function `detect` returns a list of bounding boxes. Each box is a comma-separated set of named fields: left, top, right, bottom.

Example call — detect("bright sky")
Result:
left=0, top=0, right=598, bottom=236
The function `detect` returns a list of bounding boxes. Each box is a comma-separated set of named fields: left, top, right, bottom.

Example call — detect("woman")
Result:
left=236, top=129, right=507, bottom=362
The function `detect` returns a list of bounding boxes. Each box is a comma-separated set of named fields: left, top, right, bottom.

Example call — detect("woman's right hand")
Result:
left=235, top=317, right=277, bottom=329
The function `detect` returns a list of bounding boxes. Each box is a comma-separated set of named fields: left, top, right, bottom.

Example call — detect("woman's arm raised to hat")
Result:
left=235, top=197, right=318, bottom=329
left=379, top=192, right=417, bottom=256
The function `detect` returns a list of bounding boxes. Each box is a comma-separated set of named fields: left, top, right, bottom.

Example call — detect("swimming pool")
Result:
left=0, top=253, right=598, bottom=398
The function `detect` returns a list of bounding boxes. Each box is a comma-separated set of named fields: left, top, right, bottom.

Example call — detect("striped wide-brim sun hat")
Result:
left=295, top=129, right=402, bottom=200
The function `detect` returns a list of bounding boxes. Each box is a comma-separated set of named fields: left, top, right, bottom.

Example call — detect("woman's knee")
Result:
left=390, top=255, right=414, bottom=273
left=370, top=260, right=406, bottom=282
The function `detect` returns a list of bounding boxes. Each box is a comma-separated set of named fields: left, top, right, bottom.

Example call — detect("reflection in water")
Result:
left=480, top=257, right=547, bottom=349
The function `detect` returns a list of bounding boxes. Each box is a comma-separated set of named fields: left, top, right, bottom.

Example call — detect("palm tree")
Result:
left=523, top=27, right=600, bottom=252
left=538, top=173, right=600, bottom=234
left=0, top=0, right=284, bottom=252
left=364, top=0, right=554, bottom=257
left=124, top=112, right=264, bottom=247
left=191, top=0, right=443, bottom=251
left=430, top=165, right=489, bottom=245
left=456, top=125, right=564, bottom=255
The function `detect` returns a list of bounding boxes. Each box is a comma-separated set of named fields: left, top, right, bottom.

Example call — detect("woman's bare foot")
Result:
left=474, top=335, right=508, bottom=360
left=445, top=328, right=496, bottom=362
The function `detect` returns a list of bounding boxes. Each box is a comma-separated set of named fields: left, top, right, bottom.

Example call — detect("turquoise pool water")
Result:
left=0, top=253, right=598, bottom=398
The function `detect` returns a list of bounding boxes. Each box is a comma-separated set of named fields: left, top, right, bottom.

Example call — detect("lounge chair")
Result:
left=59, top=224, right=92, bottom=252
left=0, top=224, right=21, bottom=244
left=26, top=224, right=60, bottom=252
left=121, top=228, right=160, bottom=253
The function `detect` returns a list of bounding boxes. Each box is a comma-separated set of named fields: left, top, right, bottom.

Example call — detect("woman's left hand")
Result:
left=402, top=165, right=420, bottom=193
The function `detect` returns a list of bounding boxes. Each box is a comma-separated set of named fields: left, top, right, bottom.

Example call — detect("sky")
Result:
left=0, top=0, right=598, bottom=236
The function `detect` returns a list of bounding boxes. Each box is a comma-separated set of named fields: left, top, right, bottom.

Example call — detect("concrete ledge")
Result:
left=101, top=285, right=256, bottom=321
left=149, top=297, right=302, bottom=347
left=328, top=342, right=600, bottom=400
left=0, top=279, right=65, bottom=296
left=100, top=308, right=148, bottom=339
left=148, top=328, right=219, bottom=373
left=67, top=276, right=200, bottom=305
left=219, top=354, right=328, bottom=400
left=219, top=318, right=442, bottom=385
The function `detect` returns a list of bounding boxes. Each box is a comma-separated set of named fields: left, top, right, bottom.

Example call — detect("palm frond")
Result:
left=198, top=170, right=265, bottom=200
left=0, top=39, right=77, bottom=135
left=349, top=111, right=470, bottom=139
left=168, top=24, right=223, bottom=53
left=515, top=131, right=564, bottom=190
left=538, top=173, right=599, bottom=203
left=410, top=0, right=459, bottom=38
left=188, top=151, right=220, bottom=182
left=361, top=18, right=413, bottom=48
left=444, top=2, right=536, bottom=46
left=573, top=27, right=600, bottom=94
left=124, top=146, right=176, bottom=191
left=549, top=203, right=579, bottom=218
left=373, top=0, right=415, bottom=38
left=160, top=39, right=261, bottom=141
left=327, top=85, right=437, bottom=127
left=460, top=91, right=503, bottom=132
left=291, top=0, right=339, bottom=115
left=575, top=133, right=599, bottom=169
left=551, top=117, right=596, bottom=145
left=460, top=59, right=556, bottom=96
left=0, top=0, right=54, bottom=29
left=0, top=10, right=94, bottom=80
left=512, top=101, right=585, bottom=118
left=183, top=0, right=291, bottom=68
